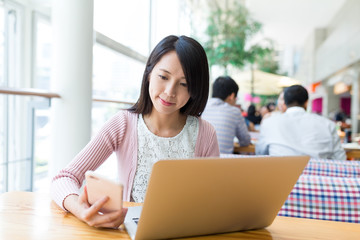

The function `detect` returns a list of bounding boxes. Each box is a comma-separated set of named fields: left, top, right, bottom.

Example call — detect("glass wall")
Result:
left=33, top=14, right=52, bottom=90
left=0, top=1, right=27, bottom=192
left=0, top=4, right=5, bottom=193
left=0, top=0, right=190, bottom=193
left=92, top=43, right=144, bottom=104
left=93, top=0, right=151, bottom=56
left=92, top=0, right=150, bottom=178
left=0, top=2, right=54, bottom=193
left=0, top=6, right=4, bottom=86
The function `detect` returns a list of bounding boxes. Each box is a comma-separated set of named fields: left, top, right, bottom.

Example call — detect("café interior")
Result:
left=0, top=0, right=360, bottom=239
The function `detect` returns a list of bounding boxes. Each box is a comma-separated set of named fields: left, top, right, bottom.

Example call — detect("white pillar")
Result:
left=50, top=0, right=94, bottom=177
left=351, top=68, right=359, bottom=136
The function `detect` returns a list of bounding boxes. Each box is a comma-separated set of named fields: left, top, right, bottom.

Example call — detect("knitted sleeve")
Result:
left=50, top=111, right=128, bottom=211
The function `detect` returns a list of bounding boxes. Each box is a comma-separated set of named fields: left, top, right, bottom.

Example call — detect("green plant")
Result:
left=203, top=1, right=275, bottom=73
left=255, top=44, right=281, bottom=74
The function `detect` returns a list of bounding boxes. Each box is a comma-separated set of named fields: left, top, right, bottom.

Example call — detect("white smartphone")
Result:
left=85, top=170, right=123, bottom=212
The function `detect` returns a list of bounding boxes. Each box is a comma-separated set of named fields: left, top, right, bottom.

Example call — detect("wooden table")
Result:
left=234, top=142, right=360, bottom=160
left=233, top=142, right=255, bottom=154
left=342, top=143, right=360, bottom=160
left=1, top=191, right=360, bottom=240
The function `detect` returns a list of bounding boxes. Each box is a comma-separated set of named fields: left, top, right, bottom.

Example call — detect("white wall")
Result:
left=293, top=0, right=360, bottom=135
left=315, top=0, right=360, bottom=82
left=294, top=29, right=327, bottom=85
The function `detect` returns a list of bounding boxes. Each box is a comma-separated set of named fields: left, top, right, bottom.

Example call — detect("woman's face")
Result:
left=148, top=51, right=190, bottom=116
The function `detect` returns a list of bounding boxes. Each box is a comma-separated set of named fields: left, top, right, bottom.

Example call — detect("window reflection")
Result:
left=93, top=43, right=144, bottom=103
left=34, top=15, right=52, bottom=90
left=0, top=7, right=4, bottom=86
left=94, top=0, right=150, bottom=56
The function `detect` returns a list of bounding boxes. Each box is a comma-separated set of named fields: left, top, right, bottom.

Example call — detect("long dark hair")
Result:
left=128, top=35, right=209, bottom=116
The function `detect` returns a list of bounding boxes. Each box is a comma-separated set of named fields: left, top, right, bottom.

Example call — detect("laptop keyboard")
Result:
left=132, top=217, right=139, bottom=225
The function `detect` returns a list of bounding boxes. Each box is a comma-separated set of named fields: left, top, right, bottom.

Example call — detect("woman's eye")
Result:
left=158, top=75, right=167, bottom=80
left=180, top=82, right=188, bottom=87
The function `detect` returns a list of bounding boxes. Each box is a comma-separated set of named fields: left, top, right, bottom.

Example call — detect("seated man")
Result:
left=256, top=85, right=346, bottom=160
left=202, top=76, right=251, bottom=154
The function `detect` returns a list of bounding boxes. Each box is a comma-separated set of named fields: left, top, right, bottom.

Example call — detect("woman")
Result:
left=51, top=35, right=220, bottom=228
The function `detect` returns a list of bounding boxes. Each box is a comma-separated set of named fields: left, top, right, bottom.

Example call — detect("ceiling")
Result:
left=245, top=0, right=347, bottom=47
left=31, top=0, right=346, bottom=49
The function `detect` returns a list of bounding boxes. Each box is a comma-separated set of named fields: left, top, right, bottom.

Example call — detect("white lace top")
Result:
left=131, top=114, right=199, bottom=202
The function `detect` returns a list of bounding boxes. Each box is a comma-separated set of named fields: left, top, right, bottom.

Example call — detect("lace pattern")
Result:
left=131, top=114, right=199, bottom=202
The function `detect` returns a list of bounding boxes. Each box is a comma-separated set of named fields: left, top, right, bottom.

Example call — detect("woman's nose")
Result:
left=164, top=83, right=176, bottom=97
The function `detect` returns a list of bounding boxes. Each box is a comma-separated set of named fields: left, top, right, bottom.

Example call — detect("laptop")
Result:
left=124, top=156, right=310, bottom=240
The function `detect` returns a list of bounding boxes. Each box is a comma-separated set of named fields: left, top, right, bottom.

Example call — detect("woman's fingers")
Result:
left=78, top=186, right=90, bottom=208
left=77, top=190, right=127, bottom=228
left=86, top=196, right=109, bottom=217
left=92, top=208, right=128, bottom=228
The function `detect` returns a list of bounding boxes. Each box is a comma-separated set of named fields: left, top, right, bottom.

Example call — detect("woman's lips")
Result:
left=159, top=98, right=174, bottom=106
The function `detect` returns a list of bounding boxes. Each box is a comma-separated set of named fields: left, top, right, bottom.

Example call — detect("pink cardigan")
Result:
left=51, top=110, right=220, bottom=210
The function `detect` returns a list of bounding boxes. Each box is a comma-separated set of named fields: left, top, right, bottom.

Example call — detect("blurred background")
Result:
left=1, top=0, right=359, bottom=193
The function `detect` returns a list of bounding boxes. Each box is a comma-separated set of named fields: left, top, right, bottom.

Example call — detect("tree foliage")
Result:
left=203, top=1, right=276, bottom=73
left=254, top=41, right=282, bottom=74
left=256, top=50, right=280, bottom=74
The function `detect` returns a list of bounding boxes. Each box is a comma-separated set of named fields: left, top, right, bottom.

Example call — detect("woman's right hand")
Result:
left=64, top=186, right=128, bottom=228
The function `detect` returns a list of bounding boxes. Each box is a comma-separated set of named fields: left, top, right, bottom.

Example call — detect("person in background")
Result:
left=267, top=102, right=276, bottom=112
left=256, top=85, right=346, bottom=160
left=202, top=76, right=251, bottom=154
left=260, top=91, right=287, bottom=122
left=246, top=104, right=262, bottom=131
left=260, top=102, right=276, bottom=118
left=259, top=105, right=270, bottom=118
left=276, top=90, right=287, bottom=113
left=335, top=108, right=346, bottom=122
left=51, top=35, right=220, bottom=229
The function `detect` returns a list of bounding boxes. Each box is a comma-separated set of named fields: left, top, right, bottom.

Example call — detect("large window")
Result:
left=1, top=0, right=191, bottom=193
left=94, top=0, right=151, bottom=56
left=0, top=3, right=53, bottom=193
left=0, top=6, right=4, bottom=86
left=32, top=13, right=52, bottom=191
left=1, top=1, right=27, bottom=193
left=92, top=43, right=144, bottom=135
left=33, top=14, right=51, bottom=90
left=0, top=6, right=4, bottom=193
left=93, top=43, right=144, bottom=104
left=92, top=1, right=151, bottom=179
